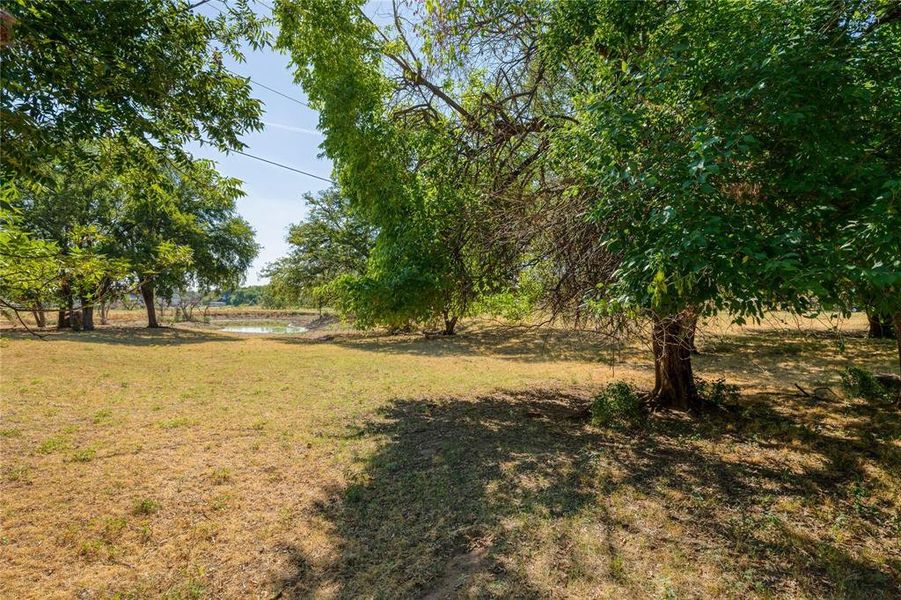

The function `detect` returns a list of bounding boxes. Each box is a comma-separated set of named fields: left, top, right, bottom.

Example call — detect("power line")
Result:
left=223, top=146, right=334, bottom=183
left=248, top=78, right=310, bottom=108
left=202, top=0, right=312, bottom=108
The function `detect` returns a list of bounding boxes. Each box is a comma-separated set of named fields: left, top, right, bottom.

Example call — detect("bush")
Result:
left=696, top=377, right=740, bottom=406
left=840, top=366, right=889, bottom=401
left=590, top=382, right=646, bottom=429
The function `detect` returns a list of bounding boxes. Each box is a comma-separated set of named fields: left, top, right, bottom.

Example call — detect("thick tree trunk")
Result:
left=442, top=312, right=458, bottom=335
left=651, top=311, right=699, bottom=411
left=57, top=283, right=72, bottom=329
left=141, top=282, right=160, bottom=328
left=867, top=312, right=895, bottom=339
left=80, top=296, right=94, bottom=331
left=67, top=293, right=81, bottom=331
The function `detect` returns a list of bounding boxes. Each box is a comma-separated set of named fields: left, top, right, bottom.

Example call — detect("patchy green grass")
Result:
left=1, top=313, right=898, bottom=599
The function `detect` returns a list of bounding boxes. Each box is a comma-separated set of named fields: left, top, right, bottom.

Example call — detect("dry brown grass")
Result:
left=1, top=312, right=898, bottom=599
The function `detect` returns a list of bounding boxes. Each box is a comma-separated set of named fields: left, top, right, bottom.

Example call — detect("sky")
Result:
left=187, top=2, right=333, bottom=285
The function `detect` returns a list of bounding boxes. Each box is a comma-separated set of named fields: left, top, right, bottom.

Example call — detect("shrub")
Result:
left=840, top=366, right=889, bottom=401
left=696, top=377, right=740, bottom=406
left=590, top=382, right=646, bottom=429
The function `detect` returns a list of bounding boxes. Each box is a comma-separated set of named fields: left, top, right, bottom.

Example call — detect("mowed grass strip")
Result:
left=1, top=313, right=898, bottom=599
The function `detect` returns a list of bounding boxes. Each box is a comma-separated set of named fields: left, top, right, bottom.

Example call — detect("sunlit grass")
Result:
left=1, top=312, right=897, bottom=598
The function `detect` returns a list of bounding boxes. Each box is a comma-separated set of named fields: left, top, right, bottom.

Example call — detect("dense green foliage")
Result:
left=273, top=0, right=899, bottom=405
left=1, top=0, right=263, bottom=327
left=264, top=188, right=374, bottom=309
left=551, top=0, right=899, bottom=320
left=275, top=0, right=522, bottom=333
left=547, top=0, right=900, bottom=404
left=1, top=0, right=265, bottom=178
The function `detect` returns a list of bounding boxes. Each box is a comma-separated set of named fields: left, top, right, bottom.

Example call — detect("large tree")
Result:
left=1, top=0, right=265, bottom=179
left=547, top=0, right=900, bottom=408
left=1, top=0, right=264, bottom=325
left=113, top=146, right=258, bottom=328
left=276, top=0, right=538, bottom=334
left=264, top=187, right=375, bottom=313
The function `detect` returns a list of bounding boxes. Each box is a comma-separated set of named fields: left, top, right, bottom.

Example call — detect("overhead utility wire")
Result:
left=216, top=144, right=334, bottom=183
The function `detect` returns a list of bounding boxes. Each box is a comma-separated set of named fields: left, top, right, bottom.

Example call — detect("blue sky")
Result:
left=187, top=2, right=334, bottom=285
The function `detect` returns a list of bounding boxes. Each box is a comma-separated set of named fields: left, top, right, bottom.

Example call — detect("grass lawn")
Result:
left=1, top=313, right=899, bottom=598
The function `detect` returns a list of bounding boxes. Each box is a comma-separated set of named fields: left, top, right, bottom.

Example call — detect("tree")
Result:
left=1, top=0, right=264, bottom=327
left=264, top=188, right=374, bottom=313
left=113, top=149, right=258, bottom=328
left=276, top=1, right=531, bottom=334
left=275, top=0, right=899, bottom=405
left=1, top=0, right=265, bottom=181
left=546, top=0, right=900, bottom=408
left=13, top=143, right=136, bottom=330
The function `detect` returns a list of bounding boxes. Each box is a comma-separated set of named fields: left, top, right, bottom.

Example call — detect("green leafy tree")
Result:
left=547, top=0, right=900, bottom=408
left=12, top=143, right=134, bottom=330
left=113, top=148, right=258, bottom=327
left=1, top=0, right=265, bottom=180
left=264, top=187, right=374, bottom=314
left=275, top=1, right=527, bottom=334
left=1, top=0, right=264, bottom=327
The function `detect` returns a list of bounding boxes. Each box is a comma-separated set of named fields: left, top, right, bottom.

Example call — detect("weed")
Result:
left=696, top=377, right=740, bottom=405
left=159, top=417, right=192, bottom=429
left=37, top=436, right=67, bottom=454
left=5, top=465, right=30, bottom=482
left=590, top=382, right=646, bottom=429
left=132, top=498, right=161, bottom=516
left=70, top=447, right=97, bottom=463
left=840, top=366, right=889, bottom=401
left=210, top=468, right=231, bottom=485
left=92, top=409, right=113, bottom=424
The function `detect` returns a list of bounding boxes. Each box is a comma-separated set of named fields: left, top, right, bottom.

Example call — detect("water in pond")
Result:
left=220, top=324, right=308, bottom=334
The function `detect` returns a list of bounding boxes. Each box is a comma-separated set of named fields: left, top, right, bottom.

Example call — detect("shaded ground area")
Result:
left=273, top=389, right=899, bottom=599
left=1, top=313, right=898, bottom=598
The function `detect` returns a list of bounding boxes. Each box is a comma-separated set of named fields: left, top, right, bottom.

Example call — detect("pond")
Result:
left=220, top=324, right=308, bottom=334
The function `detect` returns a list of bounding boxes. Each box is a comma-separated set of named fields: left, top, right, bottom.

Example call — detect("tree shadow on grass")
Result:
left=271, top=389, right=899, bottom=599
left=1, top=326, right=239, bottom=346
left=273, top=322, right=898, bottom=378
left=274, top=324, right=636, bottom=365
left=697, top=328, right=898, bottom=385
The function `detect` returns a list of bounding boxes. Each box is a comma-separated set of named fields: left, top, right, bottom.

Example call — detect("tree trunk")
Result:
left=67, top=293, right=81, bottom=331
left=32, top=302, right=46, bottom=328
left=686, top=311, right=699, bottom=354
left=893, top=313, right=901, bottom=405
left=80, top=296, right=95, bottom=331
left=867, top=312, right=895, bottom=339
left=57, top=283, right=72, bottom=329
left=141, top=282, right=160, bottom=328
left=442, top=311, right=458, bottom=335
left=651, top=311, right=699, bottom=410
left=100, top=302, right=110, bottom=325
